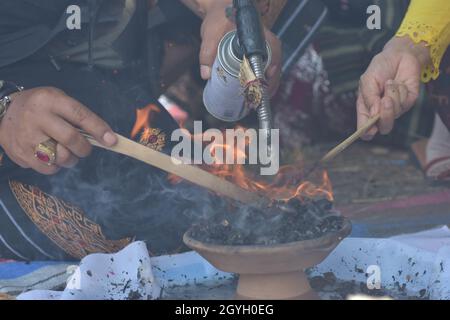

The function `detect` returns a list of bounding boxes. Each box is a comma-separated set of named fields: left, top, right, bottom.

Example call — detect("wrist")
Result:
left=0, top=81, right=23, bottom=125
left=386, top=35, right=432, bottom=67
left=0, top=91, right=18, bottom=148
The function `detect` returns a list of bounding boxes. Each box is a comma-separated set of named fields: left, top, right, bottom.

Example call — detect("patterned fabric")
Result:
left=138, top=128, right=166, bottom=151
left=9, top=181, right=131, bottom=259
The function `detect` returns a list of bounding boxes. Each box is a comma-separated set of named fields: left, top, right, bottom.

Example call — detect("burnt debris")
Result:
left=189, top=198, right=344, bottom=246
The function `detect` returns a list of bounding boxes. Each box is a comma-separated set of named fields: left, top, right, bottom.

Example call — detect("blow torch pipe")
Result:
left=233, top=0, right=273, bottom=155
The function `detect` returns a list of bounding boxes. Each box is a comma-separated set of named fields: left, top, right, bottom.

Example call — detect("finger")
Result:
left=397, top=83, right=409, bottom=106
left=42, top=114, right=92, bottom=158
left=29, top=134, right=60, bottom=175
left=55, top=144, right=79, bottom=169
left=29, top=161, right=60, bottom=175
left=29, top=159, right=60, bottom=175
left=4, top=143, right=30, bottom=168
left=50, top=95, right=117, bottom=147
left=264, top=30, right=282, bottom=97
left=199, top=15, right=233, bottom=80
left=403, top=80, right=420, bottom=110
left=394, top=56, right=421, bottom=110
left=384, top=80, right=402, bottom=119
left=357, top=94, right=378, bottom=140
left=359, top=74, right=382, bottom=119
left=265, top=32, right=282, bottom=76
left=8, top=153, right=30, bottom=169
left=379, top=96, right=396, bottom=135
left=267, top=65, right=281, bottom=97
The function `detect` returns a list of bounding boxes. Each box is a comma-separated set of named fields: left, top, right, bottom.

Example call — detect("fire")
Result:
left=171, top=124, right=334, bottom=203
left=131, top=104, right=161, bottom=139
left=131, top=107, right=333, bottom=203
left=202, top=158, right=334, bottom=203
left=208, top=125, right=250, bottom=165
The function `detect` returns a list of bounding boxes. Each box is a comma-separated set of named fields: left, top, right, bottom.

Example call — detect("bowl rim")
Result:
left=183, top=217, right=352, bottom=255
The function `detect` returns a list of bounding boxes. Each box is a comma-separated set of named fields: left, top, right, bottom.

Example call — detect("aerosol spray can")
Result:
left=203, top=30, right=272, bottom=122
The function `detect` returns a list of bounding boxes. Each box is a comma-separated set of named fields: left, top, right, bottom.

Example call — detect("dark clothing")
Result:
left=0, top=0, right=71, bottom=67
left=0, top=0, right=191, bottom=69
left=0, top=59, right=208, bottom=261
left=428, top=49, right=450, bottom=131
left=0, top=1, right=209, bottom=261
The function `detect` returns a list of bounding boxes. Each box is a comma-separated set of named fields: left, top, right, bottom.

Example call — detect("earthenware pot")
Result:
left=184, top=218, right=351, bottom=300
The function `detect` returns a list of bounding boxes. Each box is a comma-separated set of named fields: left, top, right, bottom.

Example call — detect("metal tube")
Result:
left=249, top=55, right=272, bottom=156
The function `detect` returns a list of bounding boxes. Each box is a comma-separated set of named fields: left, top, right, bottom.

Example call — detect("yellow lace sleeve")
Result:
left=396, top=0, right=450, bottom=83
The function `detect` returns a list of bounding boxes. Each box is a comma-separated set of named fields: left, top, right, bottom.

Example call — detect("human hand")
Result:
left=199, top=0, right=282, bottom=96
left=0, top=87, right=117, bottom=175
left=357, top=36, right=430, bottom=140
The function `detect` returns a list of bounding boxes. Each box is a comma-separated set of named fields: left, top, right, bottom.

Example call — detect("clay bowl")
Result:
left=184, top=218, right=351, bottom=300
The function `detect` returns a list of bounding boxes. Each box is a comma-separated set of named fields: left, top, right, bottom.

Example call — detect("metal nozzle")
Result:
left=233, top=0, right=273, bottom=157
left=249, top=55, right=272, bottom=156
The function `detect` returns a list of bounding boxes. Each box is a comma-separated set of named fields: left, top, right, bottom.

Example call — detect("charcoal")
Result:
left=189, top=198, right=344, bottom=246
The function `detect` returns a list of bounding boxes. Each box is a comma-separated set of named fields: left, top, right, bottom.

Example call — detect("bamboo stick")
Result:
left=303, top=115, right=381, bottom=180
left=83, top=133, right=270, bottom=207
left=320, top=115, right=381, bottom=164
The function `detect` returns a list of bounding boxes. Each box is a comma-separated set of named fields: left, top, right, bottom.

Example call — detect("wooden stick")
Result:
left=302, top=116, right=380, bottom=180
left=320, top=115, right=381, bottom=164
left=83, top=133, right=270, bottom=207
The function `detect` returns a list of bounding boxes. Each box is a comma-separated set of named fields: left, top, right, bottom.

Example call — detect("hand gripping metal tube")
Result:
left=203, top=0, right=273, bottom=157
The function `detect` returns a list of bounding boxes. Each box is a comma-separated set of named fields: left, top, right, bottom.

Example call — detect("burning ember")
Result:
left=188, top=196, right=344, bottom=246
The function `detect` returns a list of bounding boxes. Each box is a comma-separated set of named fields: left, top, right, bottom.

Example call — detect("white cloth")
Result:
left=17, top=241, right=232, bottom=300
left=17, top=227, right=450, bottom=300
left=310, top=226, right=450, bottom=299
left=18, top=242, right=160, bottom=300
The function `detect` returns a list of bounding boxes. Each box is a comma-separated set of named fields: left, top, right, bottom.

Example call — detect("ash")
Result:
left=189, top=198, right=344, bottom=246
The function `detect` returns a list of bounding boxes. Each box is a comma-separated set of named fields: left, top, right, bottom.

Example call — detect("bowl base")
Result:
left=235, top=271, right=319, bottom=300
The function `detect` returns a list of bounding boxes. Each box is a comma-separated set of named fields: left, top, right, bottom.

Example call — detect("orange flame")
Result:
left=131, top=104, right=160, bottom=139
left=202, top=160, right=333, bottom=203
left=130, top=106, right=333, bottom=203
left=170, top=124, right=334, bottom=203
